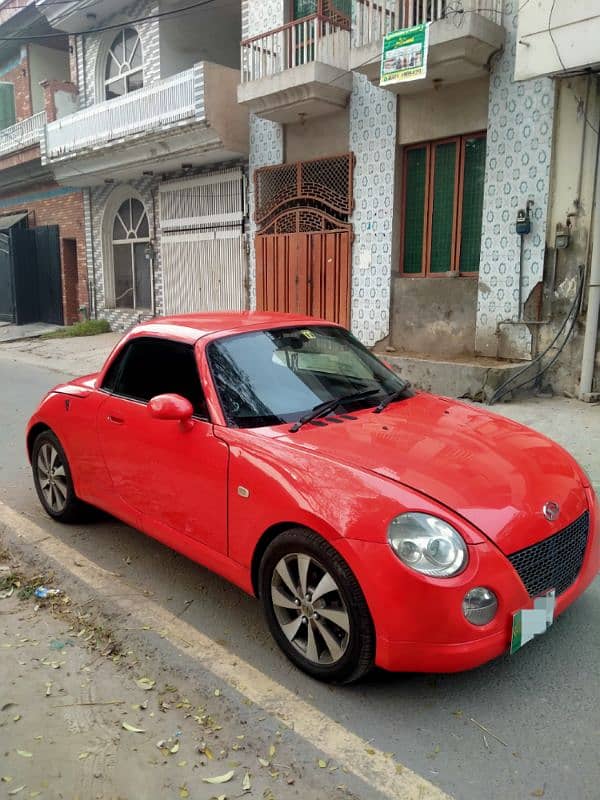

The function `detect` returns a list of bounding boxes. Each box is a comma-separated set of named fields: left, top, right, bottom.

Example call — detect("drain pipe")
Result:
left=579, top=129, right=600, bottom=400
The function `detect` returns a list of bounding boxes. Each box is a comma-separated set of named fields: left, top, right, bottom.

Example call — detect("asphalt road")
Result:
left=1, top=355, right=599, bottom=800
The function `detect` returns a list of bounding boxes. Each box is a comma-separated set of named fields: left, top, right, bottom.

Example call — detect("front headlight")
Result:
left=387, top=513, right=468, bottom=577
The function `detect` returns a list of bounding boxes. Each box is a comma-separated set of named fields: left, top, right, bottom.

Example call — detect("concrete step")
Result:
left=378, top=351, right=526, bottom=402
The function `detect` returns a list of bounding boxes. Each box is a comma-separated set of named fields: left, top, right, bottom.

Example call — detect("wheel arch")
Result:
left=251, top=521, right=339, bottom=598
left=27, top=422, right=52, bottom=463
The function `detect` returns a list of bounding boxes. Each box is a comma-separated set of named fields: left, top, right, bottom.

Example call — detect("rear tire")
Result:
left=32, top=430, right=86, bottom=524
left=259, top=528, right=375, bottom=683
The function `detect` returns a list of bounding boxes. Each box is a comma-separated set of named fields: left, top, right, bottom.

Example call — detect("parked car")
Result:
left=27, top=313, right=599, bottom=682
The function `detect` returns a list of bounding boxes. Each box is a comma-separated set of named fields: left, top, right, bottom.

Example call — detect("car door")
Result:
left=96, top=335, right=228, bottom=554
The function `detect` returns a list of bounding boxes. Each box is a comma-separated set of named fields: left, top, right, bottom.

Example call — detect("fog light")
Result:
left=463, top=587, right=498, bottom=626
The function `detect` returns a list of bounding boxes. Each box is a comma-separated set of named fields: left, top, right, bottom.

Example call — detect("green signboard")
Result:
left=380, top=23, right=429, bottom=86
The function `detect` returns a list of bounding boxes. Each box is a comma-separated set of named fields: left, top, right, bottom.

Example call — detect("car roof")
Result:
left=132, top=312, right=335, bottom=344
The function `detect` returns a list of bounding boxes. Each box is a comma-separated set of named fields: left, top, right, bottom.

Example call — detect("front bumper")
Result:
left=336, top=488, right=600, bottom=673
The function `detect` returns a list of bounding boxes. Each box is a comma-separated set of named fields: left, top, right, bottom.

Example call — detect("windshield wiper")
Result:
left=373, top=383, right=412, bottom=414
left=290, top=389, right=381, bottom=433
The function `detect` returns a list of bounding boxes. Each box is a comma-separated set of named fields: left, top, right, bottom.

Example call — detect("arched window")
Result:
left=112, top=198, right=151, bottom=309
left=104, top=28, right=143, bottom=100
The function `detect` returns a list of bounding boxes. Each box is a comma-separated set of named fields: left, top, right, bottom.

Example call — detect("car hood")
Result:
left=277, top=393, right=588, bottom=554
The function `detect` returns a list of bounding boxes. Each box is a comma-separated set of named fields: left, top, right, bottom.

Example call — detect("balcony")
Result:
left=238, top=13, right=352, bottom=124
left=351, top=0, right=505, bottom=93
left=0, top=111, right=46, bottom=160
left=44, top=62, right=249, bottom=185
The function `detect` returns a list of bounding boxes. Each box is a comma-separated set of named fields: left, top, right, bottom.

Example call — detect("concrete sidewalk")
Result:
left=0, top=545, right=366, bottom=800
left=0, top=332, right=122, bottom=376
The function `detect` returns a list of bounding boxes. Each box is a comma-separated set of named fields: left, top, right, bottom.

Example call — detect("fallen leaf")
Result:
left=177, top=760, right=187, bottom=768
left=318, top=759, right=327, bottom=768
left=179, top=786, right=189, bottom=799
left=242, top=772, right=251, bottom=791
left=531, top=791, right=545, bottom=798
left=121, top=722, right=145, bottom=733
left=78, top=752, right=90, bottom=760
left=214, top=689, right=221, bottom=697
left=1, top=776, right=13, bottom=783
left=202, top=770, right=235, bottom=785
left=268, top=744, right=276, bottom=757
left=170, top=742, right=180, bottom=754
left=13, top=715, right=21, bottom=722
left=136, top=678, right=155, bottom=691
left=30, top=792, right=41, bottom=798
left=16, top=751, right=32, bottom=758
left=365, top=747, right=375, bottom=755
left=257, top=757, right=270, bottom=767
left=7, top=786, right=25, bottom=796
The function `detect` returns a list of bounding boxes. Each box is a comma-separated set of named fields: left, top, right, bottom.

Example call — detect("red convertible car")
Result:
left=27, top=313, right=599, bottom=682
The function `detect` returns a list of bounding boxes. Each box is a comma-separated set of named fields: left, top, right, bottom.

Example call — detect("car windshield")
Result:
left=207, top=325, right=408, bottom=429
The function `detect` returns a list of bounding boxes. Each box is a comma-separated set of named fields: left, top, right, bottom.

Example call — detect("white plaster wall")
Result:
left=28, top=44, right=70, bottom=114
left=515, top=0, right=600, bottom=81
left=475, top=0, right=555, bottom=360
left=397, top=77, right=489, bottom=145
left=349, top=72, right=397, bottom=346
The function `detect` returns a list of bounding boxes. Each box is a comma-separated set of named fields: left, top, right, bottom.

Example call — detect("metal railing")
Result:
left=353, top=0, right=503, bottom=48
left=241, top=13, right=351, bottom=83
left=45, top=67, right=199, bottom=160
left=0, top=111, right=46, bottom=157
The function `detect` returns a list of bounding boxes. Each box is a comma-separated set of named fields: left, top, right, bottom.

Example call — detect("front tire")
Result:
left=259, top=528, right=375, bottom=683
left=32, top=431, right=85, bottom=523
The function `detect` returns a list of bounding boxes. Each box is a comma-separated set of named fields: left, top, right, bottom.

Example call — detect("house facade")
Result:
left=0, top=0, right=88, bottom=326
left=38, top=0, right=249, bottom=330
left=239, top=0, right=600, bottom=396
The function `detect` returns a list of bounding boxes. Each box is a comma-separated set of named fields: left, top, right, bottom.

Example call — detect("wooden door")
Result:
left=255, top=229, right=351, bottom=327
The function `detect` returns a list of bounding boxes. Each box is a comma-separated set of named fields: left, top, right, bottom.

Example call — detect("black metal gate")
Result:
left=0, top=232, right=14, bottom=322
left=31, top=226, right=63, bottom=326
left=1, top=224, right=64, bottom=326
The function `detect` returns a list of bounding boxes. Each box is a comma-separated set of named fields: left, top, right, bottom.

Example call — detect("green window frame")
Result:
left=401, top=132, right=486, bottom=276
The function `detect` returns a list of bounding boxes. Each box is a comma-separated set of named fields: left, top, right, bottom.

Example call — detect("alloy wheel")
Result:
left=36, top=442, right=68, bottom=514
left=270, top=553, right=350, bottom=666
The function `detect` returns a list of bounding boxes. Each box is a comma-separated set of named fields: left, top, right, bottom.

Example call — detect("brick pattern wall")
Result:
left=0, top=185, right=88, bottom=324
left=74, top=0, right=160, bottom=109
left=0, top=46, right=33, bottom=121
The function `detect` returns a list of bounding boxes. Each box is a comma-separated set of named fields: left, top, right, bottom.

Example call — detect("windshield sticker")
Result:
left=301, top=330, right=316, bottom=339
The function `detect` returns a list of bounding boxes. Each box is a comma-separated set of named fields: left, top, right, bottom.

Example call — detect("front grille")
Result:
left=507, top=511, right=590, bottom=597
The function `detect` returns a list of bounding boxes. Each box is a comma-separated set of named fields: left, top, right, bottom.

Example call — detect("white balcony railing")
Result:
left=353, top=0, right=503, bottom=48
left=46, top=67, right=199, bottom=160
left=241, top=14, right=351, bottom=83
left=0, top=111, right=46, bottom=158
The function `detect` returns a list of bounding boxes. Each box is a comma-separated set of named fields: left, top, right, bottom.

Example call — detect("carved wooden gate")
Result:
left=254, top=154, right=353, bottom=327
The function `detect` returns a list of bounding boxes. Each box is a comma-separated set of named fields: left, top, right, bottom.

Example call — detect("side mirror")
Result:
left=148, top=394, right=194, bottom=431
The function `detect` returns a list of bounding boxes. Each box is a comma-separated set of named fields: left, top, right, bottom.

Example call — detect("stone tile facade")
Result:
left=475, top=0, right=555, bottom=359
left=349, top=73, right=397, bottom=346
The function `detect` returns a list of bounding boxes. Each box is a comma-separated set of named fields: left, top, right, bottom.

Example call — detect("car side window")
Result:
left=104, top=337, right=208, bottom=420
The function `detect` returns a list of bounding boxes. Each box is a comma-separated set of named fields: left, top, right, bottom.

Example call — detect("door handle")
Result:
left=107, top=414, right=125, bottom=425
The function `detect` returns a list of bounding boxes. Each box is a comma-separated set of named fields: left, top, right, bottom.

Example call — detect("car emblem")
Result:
left=543, top=501, right=560, bottom=521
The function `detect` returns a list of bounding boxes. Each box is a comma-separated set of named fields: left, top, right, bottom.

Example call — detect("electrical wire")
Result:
left=0, top=0, right=225, bottom=40
left=488, top=264, right=585, bottom=404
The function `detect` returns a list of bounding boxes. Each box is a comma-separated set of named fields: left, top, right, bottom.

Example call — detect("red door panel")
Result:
left=97, top=394, right=228, bottom=554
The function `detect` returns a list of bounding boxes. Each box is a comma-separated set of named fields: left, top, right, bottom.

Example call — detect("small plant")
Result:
left=42, top=319, right=111, bottom=339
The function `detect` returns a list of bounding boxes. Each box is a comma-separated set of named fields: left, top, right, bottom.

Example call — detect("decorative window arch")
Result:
left=102, top=187, right=152, bottom=310
left=104, top=27, right=144, bottom=100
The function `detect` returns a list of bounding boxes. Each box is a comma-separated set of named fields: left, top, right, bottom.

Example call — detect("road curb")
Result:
left=0, top=499, right=451, bottom=800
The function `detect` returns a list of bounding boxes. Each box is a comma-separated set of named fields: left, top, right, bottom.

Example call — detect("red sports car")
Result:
left=27, top=313, right=599, bottom=682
